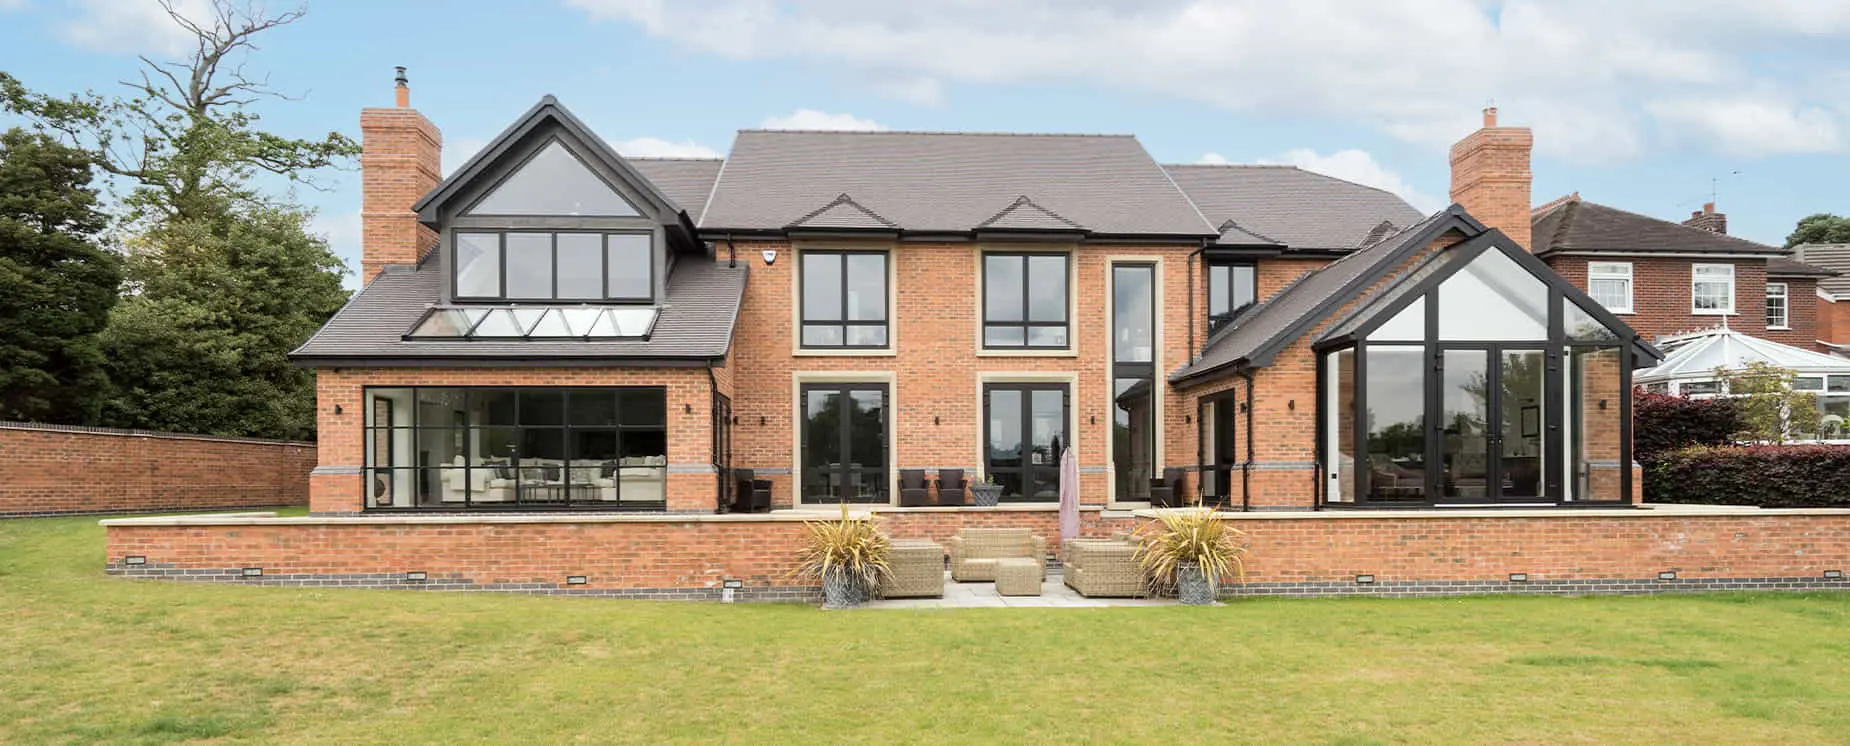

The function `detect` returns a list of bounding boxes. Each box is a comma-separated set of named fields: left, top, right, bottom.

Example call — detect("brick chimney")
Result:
left=359, top=66, right=442, bottom=283
left=1684, top=202, right=1727, bottom=234
left=1449, top=106, right=1533, bottom=251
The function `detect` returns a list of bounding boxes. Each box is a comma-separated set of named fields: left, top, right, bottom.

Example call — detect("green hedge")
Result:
left=1648, top=444, right=1850, bottom=508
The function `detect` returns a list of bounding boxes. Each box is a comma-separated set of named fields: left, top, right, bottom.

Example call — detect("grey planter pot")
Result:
left=971, top=484, right=1003, bottom=506
left=821, top=566, right=871, bottom=609
left=1176, top=561, right=1218, bottom=605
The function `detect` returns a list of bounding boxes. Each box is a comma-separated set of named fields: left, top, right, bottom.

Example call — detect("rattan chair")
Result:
left=947, top=528, right=1046, bottom=582
left=1063, top=536, right=1145, bottom=598
left=882, top=540, right=945, bottom=598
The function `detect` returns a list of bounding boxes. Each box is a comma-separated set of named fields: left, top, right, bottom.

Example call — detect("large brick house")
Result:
left=289, top=78, right=1652, bottom=515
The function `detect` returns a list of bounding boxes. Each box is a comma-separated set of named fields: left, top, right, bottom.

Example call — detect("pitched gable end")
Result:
left=977, top=195, right=1085, bottom=231
left=412, top=96, right=680, bottom=224
left=785, top=193, right=899, bottom=230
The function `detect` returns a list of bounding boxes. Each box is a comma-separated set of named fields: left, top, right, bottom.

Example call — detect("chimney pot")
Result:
left=1703, top=201, right=1715, bottom=215
left=1483, top=106, right=1498, bottom=128
left=1451, top=107, right=1532, bottom=250
left=394, top=66, right=409, bottom=108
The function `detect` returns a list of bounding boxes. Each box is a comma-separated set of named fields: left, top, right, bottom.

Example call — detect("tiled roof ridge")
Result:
left=739, top=128, right=1136, bottom=138
left=1217, top=218, right=1281, bottom=245
left=1167, top=162, right=1408, bottom=201
left=784, top=192, right=899, bottom=229
left=977, top=195, right=1085, bottom=230
left=1532, top=191, right=1581, bottom=216
left=624, top=156, right=725, bottom=162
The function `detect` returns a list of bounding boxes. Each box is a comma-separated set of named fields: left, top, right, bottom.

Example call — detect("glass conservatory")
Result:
left=1637, top=328, right=1850, bottom=441
left=1315, top=238, right=1655, bottom=507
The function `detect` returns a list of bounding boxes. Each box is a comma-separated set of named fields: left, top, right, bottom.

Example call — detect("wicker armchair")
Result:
left=947, top=528, right=1046, bottom=582
left=1063, top=536, right=1145, bottom=597
left=882, top=540, right=946, bottom=598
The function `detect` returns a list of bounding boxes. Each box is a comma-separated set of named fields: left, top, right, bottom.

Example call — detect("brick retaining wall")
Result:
left=1, top=422, right=314, bottom=517
left=100, top=507, right=1850, bottom=600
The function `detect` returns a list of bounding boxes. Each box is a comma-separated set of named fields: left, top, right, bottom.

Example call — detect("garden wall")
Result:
left=101, top=505, right=1850, bottom=600
left=0, top=421, right=314, bottom=517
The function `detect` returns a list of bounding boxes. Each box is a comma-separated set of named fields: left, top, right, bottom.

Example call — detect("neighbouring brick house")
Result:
left=1793, top=243, right=1850, bottom=356
left=99, top=78, right=1850, bottom=601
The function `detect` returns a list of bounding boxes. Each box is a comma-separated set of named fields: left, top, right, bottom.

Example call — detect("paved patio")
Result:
left=871, top=571, right=1178, bottom=609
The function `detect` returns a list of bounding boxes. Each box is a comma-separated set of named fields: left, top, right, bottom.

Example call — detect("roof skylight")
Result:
left=406, top=305, right=658, bottom=340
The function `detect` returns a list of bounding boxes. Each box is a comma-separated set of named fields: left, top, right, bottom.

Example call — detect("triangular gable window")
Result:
left=1436, top=248, right=1547, bottom=341
left=466, top=140, right=640, bottom=217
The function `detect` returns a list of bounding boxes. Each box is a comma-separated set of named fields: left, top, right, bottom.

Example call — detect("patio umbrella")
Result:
left=1057, top=445, right=1080, bottom=543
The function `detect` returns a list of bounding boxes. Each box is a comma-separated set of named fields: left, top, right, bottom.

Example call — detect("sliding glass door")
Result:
left=800, top=383, right=889, bottom=504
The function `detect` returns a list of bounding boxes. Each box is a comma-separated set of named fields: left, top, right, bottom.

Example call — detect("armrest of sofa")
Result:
left=946, top=535, right=967, bottom=566
left=1031, top=535, right=1047, bottom=566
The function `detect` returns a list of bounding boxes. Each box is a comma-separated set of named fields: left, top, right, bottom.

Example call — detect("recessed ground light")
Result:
left=1825, top=570, right=1844, bottom=580
left=1508, top=573, right=1529, bottom=583
left=405, top=571, right=427, bottom=581
left=566, top=575, right=588, bottom=585
left=1355, top=574, right=1375, bottom=584
left=1658, top=571, right=1678, bottom=581
left=241, top=567, right=263, bottom=577
left=123, top=556, right=147, bottom=566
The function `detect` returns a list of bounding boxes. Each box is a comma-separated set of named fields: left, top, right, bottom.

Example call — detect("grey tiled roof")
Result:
left=1766, top=255, right=1837, bottom=279
left=1530, top=199, right=1784, bottom=256
left=787, top=193, right=898, bottom=230
left=1793, top=244, right=1850, bottom=296
left=291, top=260, right=746, bottom=364
left=627, top=158, right=723, bottom=222
left=1163, top=164, right=1424, bottom=251
left=1171, top=207, right=1466, bottom=382
left=700, top=130, right=1216, bottom=236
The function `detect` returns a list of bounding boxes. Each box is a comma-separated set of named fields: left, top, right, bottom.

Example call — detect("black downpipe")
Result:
left=1186, top=240, right=1211, bottom=358
left=726, top=233, right=737, bottom=268
left=1239, top=369, right=1255, bottom=512
left=707, top=364, right=723, bottom=514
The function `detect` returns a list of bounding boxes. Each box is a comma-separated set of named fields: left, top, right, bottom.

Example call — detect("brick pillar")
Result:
left=1449, top=107, right=1533, bottom=251
left=360, top=68, right=442, bottom=284
left=1683, top=202, right=1727, bottom=234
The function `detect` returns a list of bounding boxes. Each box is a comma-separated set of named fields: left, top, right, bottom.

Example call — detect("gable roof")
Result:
left=411, top=96, right=682, bottom=225
left=1530, top=198, right=1785, bottom=257
left=699, top=130, right=1216, bottom=237
left=628, top=158, right=723, bottom=222
left=978, top=195, right=1085, bottom=232
left=786, top=193, right=899, bottom=230
left=1170, top=206, right=1481, bottom=385
left=1794, top=243, right=1850, bottom=296
left=290, top=259, right=746, bottom=366
left=1163, top=164, right=1424, bottom=251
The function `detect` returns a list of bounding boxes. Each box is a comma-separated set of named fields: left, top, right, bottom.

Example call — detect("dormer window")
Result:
left=454, top=231, right=654, bottom=302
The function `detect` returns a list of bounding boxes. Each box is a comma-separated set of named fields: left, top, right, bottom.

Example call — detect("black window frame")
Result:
left=1206, top=260, right=1257, bottom=335
left=798, top=250, right=891, bottom=350
left=1112, top=262, right=1158, bottom=502
left=360, top=385, right=668, bottom=512
left=451, top=229, right=655, bottom=304
left=982, top=251, right=1071, bottom=350
left=798, top=382, right=891, bottom=505
left=982, top=381, right=1071, bottom=502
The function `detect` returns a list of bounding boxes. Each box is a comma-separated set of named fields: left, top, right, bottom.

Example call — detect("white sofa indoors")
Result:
left=439, top=455, right=665, bottom=504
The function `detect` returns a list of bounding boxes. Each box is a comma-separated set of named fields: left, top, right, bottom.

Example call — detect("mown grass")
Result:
left=2, top=512, right=1848, bottom=744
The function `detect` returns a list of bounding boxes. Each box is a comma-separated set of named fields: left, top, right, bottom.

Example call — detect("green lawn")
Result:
left=2, top=515, right=1848, bottom=745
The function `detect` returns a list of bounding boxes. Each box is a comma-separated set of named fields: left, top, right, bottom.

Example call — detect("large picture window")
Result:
left=983, top=253, right=1070, bottom=349
left=1207, top=261, right=1256, bottom=334
left=1692, top=263, right=1735, bottom=314
left=453, top=231, right=653, bottom=302
left=1112, top=264, right=1156, bottom=501
left=800, top=251, right=889, bottom=348
left=362, top=387, right=667, bottom=511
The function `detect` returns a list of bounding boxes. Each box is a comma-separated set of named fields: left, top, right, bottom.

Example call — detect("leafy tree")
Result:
left=1784, top=213, right=1850, bottom=249
left=0, top=1, right=356, bottom=226
left=100, top=205, right=347, bottom=440
left=0, top=128, right=122, bottom=424
left=1715, top=362, right=1820, bottom=444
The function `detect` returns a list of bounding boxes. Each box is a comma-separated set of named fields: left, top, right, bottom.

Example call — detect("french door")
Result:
left=800, top=383, right=889, bottom=504
left=984, top=383, right=1069, bottom=502
left=1435, top=345, right=1546, bottom=502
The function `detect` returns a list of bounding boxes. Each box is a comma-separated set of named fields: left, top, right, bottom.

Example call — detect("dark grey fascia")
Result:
left=784, top=229, right=903, bottom=242
left=294, top=355, right=722, bottom=369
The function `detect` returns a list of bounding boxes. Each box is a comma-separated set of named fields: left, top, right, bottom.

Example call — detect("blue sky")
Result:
left=3, top=0, right=1846, bottom=288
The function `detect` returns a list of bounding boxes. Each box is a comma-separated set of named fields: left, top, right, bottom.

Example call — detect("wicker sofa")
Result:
left=947, top=528, right=1047, bottom=582
left=882, top=540, right=946, bottom=598
left=1063, top=536, right=1145, bottom=598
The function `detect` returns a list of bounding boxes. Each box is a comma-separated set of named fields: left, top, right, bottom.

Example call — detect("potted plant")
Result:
left=969, top=474, right=1004, bottom=507
left=1133, top=507, right=1246, bottom=605
left=792, top=503, right=892, bottom=609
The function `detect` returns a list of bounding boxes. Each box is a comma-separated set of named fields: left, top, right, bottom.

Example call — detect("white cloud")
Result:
left=760, top=109, right=885, bottom=131
left=567, top=0, right=1850, bottom=161
left=1265, top=149, right=1445, bottom=213
left=610, top=136, right=724, bottom=158
left=1646, top=97, right=1843, bottom=157
left=59, top=0, right=213, bottom=55
left=1195, top=153, right=1230, bottom=164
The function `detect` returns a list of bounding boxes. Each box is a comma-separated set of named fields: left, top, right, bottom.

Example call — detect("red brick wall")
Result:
left=103, top=510, right=1850, bottom=597
left=1764, top=277, right=1820, bottom=350
left=1450, top=110, right=1533, bottom=251
left=360, top=106, right=441, bottom=283
left=0, top=423, right=313, bottom=516
left=312, top=368, right=720, bottom=513
left=1821, top=294, right=1850, bottom=352
left=1549, top=256, right=1776, bottom=342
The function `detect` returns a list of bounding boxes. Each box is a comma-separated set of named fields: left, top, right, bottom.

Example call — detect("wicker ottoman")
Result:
left=882, top=540, right=945, bottom=598
left=994, top=557, right=1043, bottom=596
